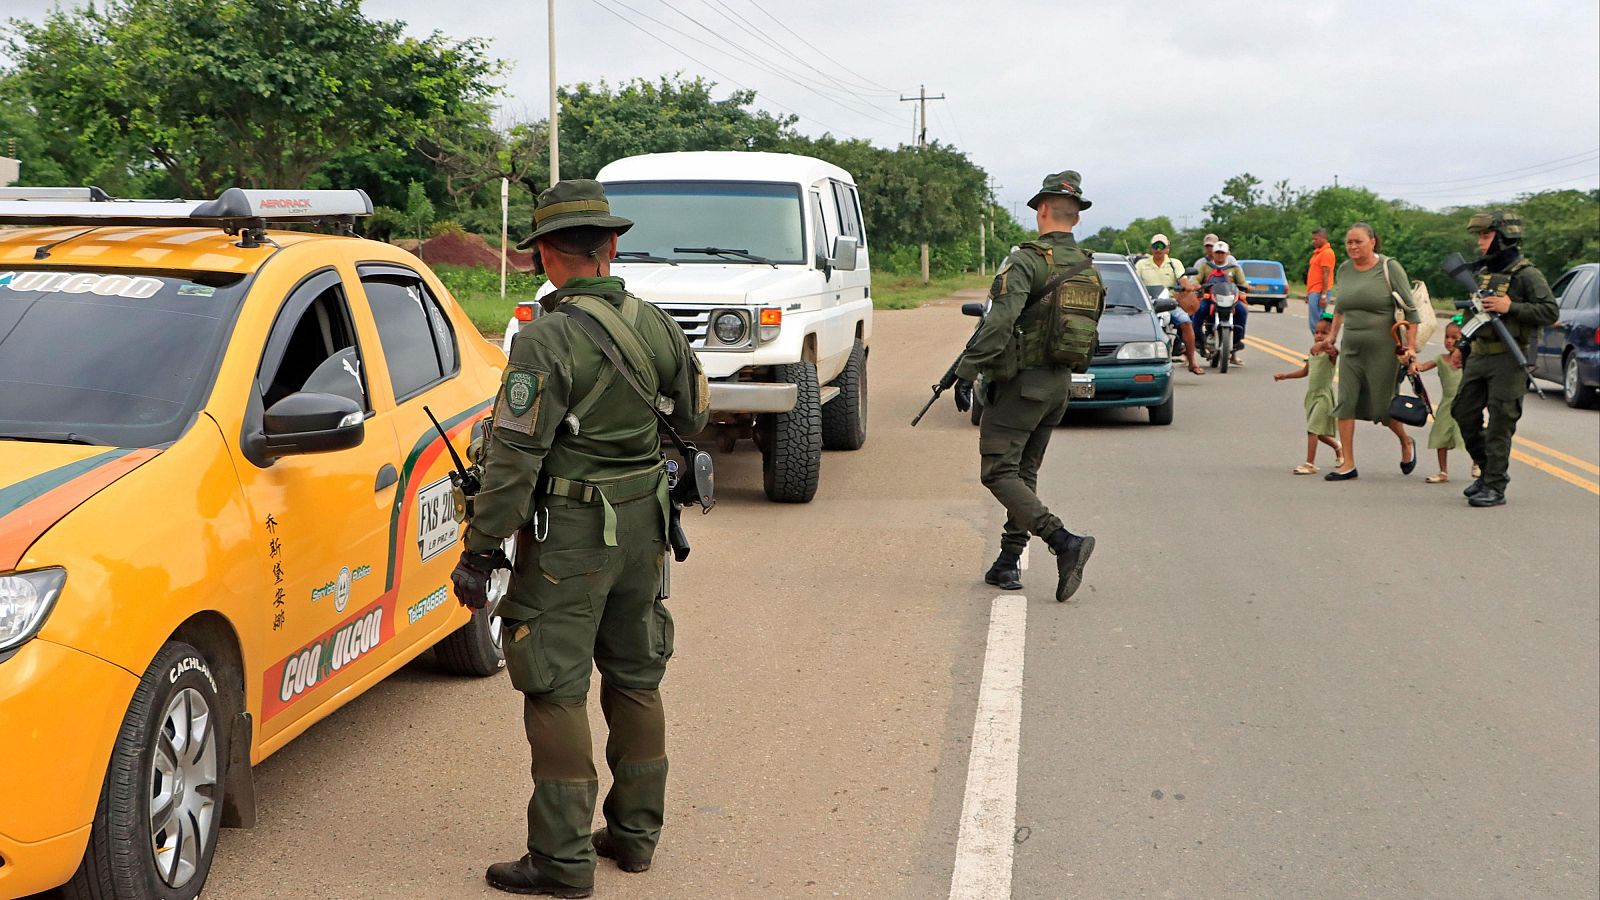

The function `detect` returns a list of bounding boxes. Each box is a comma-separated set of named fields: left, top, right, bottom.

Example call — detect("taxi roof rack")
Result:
left=0, top=186, right=373, bottom=248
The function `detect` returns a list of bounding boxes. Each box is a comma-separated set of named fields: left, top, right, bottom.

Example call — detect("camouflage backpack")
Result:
left=1017, top=241, right=1105, bottom=372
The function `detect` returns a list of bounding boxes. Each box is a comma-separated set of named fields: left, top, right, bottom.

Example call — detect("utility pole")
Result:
left=547, top=0, right=560, bottom=186
left=899, top=84, right=946, bottom=284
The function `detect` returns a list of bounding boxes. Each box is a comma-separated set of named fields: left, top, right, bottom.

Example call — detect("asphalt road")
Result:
left=34, top=292, right=1597, bottom=900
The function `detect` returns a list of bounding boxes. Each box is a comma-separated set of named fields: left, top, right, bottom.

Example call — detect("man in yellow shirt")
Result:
left=1134, top=233, right=1203, bottom=374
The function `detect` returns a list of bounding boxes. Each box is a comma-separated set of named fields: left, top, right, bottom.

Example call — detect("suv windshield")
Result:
left=0, top=268, right=247, bottom=447
left=605, top=181, right=805, bottom=264
left=1094, top=262, right=1150, bottom=310
left=1242, top=261, right=1282, bottom=280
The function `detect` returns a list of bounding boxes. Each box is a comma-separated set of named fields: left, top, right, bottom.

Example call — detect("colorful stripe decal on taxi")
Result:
left=0, top=447, right=160, bottom=571
left=382, top=399, right=493, bottom=591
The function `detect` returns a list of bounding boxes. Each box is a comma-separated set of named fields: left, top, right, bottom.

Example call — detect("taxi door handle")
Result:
left=375, top=464, right=398, bottom=492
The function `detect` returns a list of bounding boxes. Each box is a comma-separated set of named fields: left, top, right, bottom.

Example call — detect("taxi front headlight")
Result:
left=0, top=568, right=66, bottom=652
left=1115, top=341, right=1165, bottom=360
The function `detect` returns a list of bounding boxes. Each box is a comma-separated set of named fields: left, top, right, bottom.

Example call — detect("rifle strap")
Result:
left=560, top=305, right=699, bottom=463
left=1023, top=255, right=1097, bottom=309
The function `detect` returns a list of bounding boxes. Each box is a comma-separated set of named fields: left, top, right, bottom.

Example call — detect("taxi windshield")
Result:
left=0, top=268, right=247, bottom=447
left=605, top=180, right=805, bottom=264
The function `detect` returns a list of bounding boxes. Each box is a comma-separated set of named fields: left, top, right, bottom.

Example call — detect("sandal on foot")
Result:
left=1293, top=463, right=1318, bottom=475
left=1426, top=472, right=1450, bottom=483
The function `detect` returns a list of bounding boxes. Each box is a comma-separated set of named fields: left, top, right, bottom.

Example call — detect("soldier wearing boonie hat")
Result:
left=1452, top=209, right=1557, bottom=508
left=456, top=179, right=710, bottom=896
left=949, top=169, right=1101, bottom=602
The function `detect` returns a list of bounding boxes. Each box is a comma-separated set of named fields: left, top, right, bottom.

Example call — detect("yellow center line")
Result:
left=1252, top=328, right=1599, bottom=495
left=1514, top=436, right=1600, bottom=476
left=1511, top=449, right=1600, bottom=495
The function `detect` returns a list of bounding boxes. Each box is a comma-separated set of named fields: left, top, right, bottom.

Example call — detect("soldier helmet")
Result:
left=1467, top=209, right=1523, bottom=243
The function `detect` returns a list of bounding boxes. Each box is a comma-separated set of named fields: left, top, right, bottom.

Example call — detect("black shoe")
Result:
left=1046, top=529, right=1094, bottom=602
left=1400, top=442, right=1417, bottom=475
left=1324, top=468, right=1359, bottom=481
left=593, top=830, right=652, bottom=873
left=485, top=855, right=593, bottom=897
left=1463, top=478, right=1484, bottom=498
left=983, top=552, right=1024, bottom=591
left=1468, top=487, right=1506, bottom=508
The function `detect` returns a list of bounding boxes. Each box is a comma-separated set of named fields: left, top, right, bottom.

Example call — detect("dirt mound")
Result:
left=413, top=230, right=536, bottom=271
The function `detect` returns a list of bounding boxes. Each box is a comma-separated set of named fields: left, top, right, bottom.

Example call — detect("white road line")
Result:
left=949, top=594, right=1027, bottom=900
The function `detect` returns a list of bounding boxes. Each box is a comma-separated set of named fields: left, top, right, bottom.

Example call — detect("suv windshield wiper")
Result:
left=0, top=430, right=117, bottom=446
left=672, top=246, right=776, bottom=267
left=615, top=250, right=678, bottom=265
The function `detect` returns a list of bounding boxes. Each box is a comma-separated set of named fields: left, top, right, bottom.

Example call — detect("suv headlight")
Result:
left=711, top=310, right=748, bottom=345
left=1115, top=341, right=1165, bottom=360
left=0, top=568, right=67, bottom=652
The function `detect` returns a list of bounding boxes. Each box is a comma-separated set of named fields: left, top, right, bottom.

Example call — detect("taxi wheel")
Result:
left=435, top=537, right=512, bottom=677
left=66, top=642, right=225, bottom=900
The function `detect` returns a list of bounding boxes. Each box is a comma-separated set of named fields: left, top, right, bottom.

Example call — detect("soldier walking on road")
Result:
left=1452, top=210, right=1557, bottom=508
left=953, top=170, right=1104, bottom=601
left=451, top=180, right=710, bottom=897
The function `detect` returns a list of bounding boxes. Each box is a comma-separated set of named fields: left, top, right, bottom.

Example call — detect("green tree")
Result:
left=4, top=0, right=498, bottom=195
left=402, top=180, right=435, bottom=241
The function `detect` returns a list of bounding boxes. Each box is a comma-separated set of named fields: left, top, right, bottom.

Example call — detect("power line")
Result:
left=703, top=0, right=901, bottom=99
left=1397, top=172, right=1600, bottom=204
left=584, top=0, right=855, bottom=137
left=627, top=0, right=907, bottom=129
left=1345, top=148, right=1600, bottom=187
left=743, top=0, right=902, bottom=94
left=1382, top=159, right=1600, bottom=199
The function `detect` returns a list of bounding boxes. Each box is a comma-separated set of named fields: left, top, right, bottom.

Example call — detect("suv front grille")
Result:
left=658, top=305, right=710, bottom=349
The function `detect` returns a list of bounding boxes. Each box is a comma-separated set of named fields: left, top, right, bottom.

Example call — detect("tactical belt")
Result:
left=1473, top=340, right=1509, bottom=355
left=539, top=463, right=667, bottom=546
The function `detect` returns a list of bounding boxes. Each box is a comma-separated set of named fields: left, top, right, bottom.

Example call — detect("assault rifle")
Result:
left=911, top=303, right=987, bottom=426
left=1442, top=253, right=1544, bottom=398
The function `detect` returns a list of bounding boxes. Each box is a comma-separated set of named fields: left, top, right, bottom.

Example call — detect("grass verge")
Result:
left=872, top=272, right=988, bottom=310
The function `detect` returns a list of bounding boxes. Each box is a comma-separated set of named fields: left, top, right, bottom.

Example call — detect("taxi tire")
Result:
left=434, top=606, right=505, bottom=677
left=66, top=641, right=225, bottom=900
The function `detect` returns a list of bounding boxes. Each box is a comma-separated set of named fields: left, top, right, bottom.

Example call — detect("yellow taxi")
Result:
left=0, top=188, right=510, bottom=899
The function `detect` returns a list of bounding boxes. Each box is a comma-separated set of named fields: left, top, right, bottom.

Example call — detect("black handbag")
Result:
left=1389, top=368, right=1432, bottom=427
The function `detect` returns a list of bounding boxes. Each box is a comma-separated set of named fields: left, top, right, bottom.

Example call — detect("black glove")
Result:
left=953, top=378, right=974, bottom=413
left=451, top=547, right=512, bottom=611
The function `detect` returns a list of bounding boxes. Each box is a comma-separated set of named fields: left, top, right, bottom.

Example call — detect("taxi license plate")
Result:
left=1069, top=374, right=1095, bottom=399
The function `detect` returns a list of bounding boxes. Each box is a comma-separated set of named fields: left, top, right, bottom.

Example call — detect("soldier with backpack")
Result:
left=951, top=170, right=1105, bottom=602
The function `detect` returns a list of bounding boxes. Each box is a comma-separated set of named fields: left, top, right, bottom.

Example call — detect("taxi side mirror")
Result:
left=260, top=391, right=365, bottom=458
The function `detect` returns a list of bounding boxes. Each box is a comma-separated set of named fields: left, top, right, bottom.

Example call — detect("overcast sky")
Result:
left=8, top=0, right=1599, bottom=230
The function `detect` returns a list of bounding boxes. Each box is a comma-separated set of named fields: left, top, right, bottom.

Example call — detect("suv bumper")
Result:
left=709, top=381, right=799, bottom=413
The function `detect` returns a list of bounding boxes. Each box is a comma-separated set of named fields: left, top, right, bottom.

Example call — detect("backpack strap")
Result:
left=563, top=295, right=658, bottom=423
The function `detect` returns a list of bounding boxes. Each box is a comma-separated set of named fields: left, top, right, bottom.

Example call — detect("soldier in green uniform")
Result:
left=1451, top=210, right=1557, bottom=508
left=451, top=180, right=710, bottom=897
left=953, top=170, right=1103, bottom=601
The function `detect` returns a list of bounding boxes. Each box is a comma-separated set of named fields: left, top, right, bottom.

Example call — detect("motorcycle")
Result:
left=1200, top=281, right=1242, bottom=373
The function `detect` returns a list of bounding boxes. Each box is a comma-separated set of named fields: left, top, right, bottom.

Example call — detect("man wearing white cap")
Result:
left=1194, top=240, right=1250, bottom=366
left=1193, top=232, right=1239, bottom=271
left=1135, top=233, right=1204, bottom=374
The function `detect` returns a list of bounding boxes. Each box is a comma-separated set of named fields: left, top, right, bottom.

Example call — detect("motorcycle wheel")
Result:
left=1219, top=329, right=1232, bottom=373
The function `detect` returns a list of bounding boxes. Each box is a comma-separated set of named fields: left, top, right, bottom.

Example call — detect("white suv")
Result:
left=505, top=151, right=872, bottom=502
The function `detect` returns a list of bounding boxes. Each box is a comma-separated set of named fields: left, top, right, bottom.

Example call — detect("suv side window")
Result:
left=258, top=269, right=368, bottom=412
left=810, top=191, right=830, bottom=268
left=358, top=265, right=459, bottom=402
left=831, top=181, right=863, bottom=244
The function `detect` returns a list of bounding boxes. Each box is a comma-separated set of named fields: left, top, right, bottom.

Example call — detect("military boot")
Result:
left=1463, top=478, right=1484, bottom=498
left=1045, top=528, right=1095, bottom=603
left=485, top=856, right=593, bottom=898
left=592, top=830, right=652, bottom=873
left=983, top=550, right=1023, bottom=591
left=1468, top=487, right=1506, bottom=508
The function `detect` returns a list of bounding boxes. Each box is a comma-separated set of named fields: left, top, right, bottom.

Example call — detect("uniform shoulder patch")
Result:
left=495, top=366, right=544, bottom=434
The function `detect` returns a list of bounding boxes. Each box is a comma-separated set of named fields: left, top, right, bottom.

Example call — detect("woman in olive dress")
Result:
left=1323, top=223, right=1421, bottom=481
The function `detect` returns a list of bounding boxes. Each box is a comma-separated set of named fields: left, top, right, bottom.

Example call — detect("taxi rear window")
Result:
left=0, top=268, right=247, bottom=448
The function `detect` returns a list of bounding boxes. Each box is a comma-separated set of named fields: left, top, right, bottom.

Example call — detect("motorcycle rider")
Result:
left=1135, top=233, right=1205, bottom=375
left=1194, top=240, right=1249, bottom=366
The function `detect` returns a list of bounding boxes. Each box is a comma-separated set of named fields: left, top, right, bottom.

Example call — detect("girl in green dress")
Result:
left=1274, top=313, right=1344, bottom=473
left=1323, top=223, right=1422, bottom=481
left=1414, top=320, right=1466, bottom=483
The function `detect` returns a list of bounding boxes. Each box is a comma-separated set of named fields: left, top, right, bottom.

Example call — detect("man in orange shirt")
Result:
left=1306, top=227, right=1336, bottom=334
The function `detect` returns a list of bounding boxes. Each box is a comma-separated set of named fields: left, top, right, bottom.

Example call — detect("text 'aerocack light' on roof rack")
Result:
left=0, top=187, right=374, bottom=247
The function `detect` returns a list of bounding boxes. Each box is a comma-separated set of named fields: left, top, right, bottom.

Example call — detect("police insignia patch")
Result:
left=495, top=368, right=542, bottom=434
